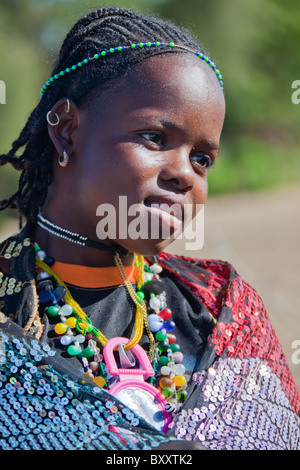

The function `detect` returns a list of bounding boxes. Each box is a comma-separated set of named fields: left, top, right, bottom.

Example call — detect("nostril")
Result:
left=158, top=164, right=195, bottom=192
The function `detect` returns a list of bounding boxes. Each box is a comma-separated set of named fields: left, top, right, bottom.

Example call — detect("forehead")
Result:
left=128, top=53, right=224, bottom=102
left=86, top=53, right=225, bottom=132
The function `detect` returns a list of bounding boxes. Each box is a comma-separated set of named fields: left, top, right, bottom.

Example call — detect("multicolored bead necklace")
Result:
left=34, top=243, right=188, bottom=424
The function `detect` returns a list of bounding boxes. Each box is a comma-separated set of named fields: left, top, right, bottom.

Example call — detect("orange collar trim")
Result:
left=52, top=261, right=138, bottom=288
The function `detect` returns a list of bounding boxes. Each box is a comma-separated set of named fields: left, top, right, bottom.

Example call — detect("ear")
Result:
left=47, top=98, right=80, bottom=158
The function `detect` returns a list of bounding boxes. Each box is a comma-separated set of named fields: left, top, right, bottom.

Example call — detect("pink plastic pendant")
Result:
left=103, top=337, right=172, bottom=433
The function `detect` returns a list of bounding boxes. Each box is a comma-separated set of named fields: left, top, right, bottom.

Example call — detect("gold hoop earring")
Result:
left=65, top=99, right=70, bottom=114
left=58, top=149, right=69, bottom=168
left=46, top=111, right=60, bottom=127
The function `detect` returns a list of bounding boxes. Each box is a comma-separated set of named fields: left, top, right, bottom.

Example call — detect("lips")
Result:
left=143, top=195, right=185, bottom=222
left=142, top=195, right=188, bottom=240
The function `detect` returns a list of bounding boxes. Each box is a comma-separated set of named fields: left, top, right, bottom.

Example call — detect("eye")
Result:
left=190, top=154, right=213, bottom=170
left=139, top=132, right=165, bottom=147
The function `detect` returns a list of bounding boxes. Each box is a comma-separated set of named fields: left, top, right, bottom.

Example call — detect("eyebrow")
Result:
left=199, top=139, right=219, bottom=152
left=148, top=117, right=220, bottom=152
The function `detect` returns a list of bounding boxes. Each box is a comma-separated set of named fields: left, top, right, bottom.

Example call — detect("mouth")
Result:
left=143, top=196, right=185, bottom=236
left=144, top=195, right=185, bottom=219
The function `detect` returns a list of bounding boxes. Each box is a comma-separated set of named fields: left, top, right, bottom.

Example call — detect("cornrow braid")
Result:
left=0, top=7, right=219, bottom=225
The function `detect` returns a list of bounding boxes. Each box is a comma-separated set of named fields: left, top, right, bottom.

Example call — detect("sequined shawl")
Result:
left=0, top=224, right=299, bottom=450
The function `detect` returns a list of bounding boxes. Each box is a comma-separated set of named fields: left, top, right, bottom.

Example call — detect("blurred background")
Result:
left=0, top=0, right=299, bottom=387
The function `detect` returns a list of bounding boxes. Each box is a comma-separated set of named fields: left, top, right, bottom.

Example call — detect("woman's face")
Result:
left=55, top=53, right=225, bottom=256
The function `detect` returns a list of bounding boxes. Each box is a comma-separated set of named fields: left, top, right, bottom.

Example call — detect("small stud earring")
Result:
left=58, top=149, right=69, bottom=167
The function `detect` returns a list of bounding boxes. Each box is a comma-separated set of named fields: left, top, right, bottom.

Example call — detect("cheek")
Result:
left=104, top=144, right=158, bottom=197
left=75, top=144, right=151, bottom=209
left=190, top=178, right=208, bottom=219
left=194, top=177, right=208, bottom=203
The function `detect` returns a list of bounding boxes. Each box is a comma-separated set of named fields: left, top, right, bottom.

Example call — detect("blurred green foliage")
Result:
left=0, top=0, right=299, bottom=227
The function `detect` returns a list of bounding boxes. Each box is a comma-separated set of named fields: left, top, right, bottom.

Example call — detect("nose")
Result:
left=158, top=148, right=195, bottom=192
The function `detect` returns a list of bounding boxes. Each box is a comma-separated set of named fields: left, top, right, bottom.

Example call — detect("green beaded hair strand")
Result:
left=40, top=41, right=224, bottom=98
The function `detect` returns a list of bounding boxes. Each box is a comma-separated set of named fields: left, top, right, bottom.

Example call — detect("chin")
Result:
left=119, top=237, right=174, bottom=257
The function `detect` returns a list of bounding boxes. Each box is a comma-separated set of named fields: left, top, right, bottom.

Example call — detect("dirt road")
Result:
left=1, top=184, right=299, bottom=388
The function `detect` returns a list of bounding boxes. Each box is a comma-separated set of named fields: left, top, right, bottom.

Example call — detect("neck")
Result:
left=34, top=221, right=135, bottom=268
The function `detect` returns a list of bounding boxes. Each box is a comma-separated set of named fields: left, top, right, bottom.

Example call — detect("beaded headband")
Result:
left=40, top=41, right=223, bottom=98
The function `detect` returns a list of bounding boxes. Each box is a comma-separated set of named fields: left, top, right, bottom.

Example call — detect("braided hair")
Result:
left=0, top=7, right=214, bottom=226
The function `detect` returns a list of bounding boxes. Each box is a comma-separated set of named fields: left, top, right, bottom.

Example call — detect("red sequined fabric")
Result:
left=158, top=252, right=300, bottom=449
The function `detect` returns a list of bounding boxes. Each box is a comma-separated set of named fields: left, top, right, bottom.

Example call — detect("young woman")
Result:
left=0, top=7, right=299, bottom=451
